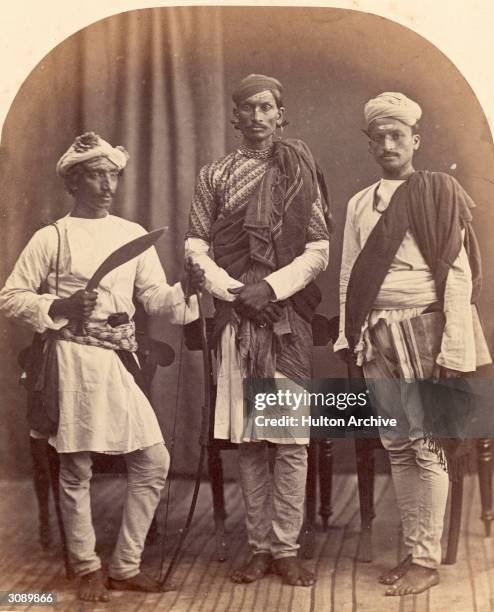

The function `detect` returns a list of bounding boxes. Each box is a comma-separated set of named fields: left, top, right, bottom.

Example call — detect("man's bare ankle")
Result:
left=78, top=569, right=109, bottom=602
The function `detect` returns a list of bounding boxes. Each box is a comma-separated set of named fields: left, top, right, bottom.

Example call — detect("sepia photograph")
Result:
left=0, top=1, right=493, bottom=610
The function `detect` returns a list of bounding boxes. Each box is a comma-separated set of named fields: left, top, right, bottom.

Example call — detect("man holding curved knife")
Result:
left=0, top=132, right=205, bottom=602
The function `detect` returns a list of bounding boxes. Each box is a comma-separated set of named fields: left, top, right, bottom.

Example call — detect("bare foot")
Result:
left=385, top=564, right=439, bottom=596
left=108, top=572, right=161, bottom=592
left=78, top=569, right=110, bottom=602
left=272, top=557, right=316, bottom=587
left=378, top=554, right=412, bottom=585
left=231, top=553, right=271, bottom=583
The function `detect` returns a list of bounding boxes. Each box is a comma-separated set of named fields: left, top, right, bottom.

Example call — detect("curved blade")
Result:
left=86, top=227, right=165, bottom=291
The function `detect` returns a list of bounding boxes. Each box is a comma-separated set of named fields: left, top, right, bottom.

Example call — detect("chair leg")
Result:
left=46, top=445, right=73, bottom=579
left=207, top=445, right=227, bottom=561
left=477, top=438, right=494, bottom=536
left=305, top=440, right=318, bottom=526
left=301, top=440, right=318, bottom=559
left=318, top=438, right=333, bottom=530
left=444, top=462, right=465, bottom=564
left=145, top=515, right=160, bottom=545
left=355, top=438, right=376, bottom=562
left=29, top=438, right=52, bottom=550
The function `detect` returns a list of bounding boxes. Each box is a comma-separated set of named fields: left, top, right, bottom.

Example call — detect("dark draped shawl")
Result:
left=344, top=171, right=483, bottom=476
left=345, top=170, right=481, bottom=350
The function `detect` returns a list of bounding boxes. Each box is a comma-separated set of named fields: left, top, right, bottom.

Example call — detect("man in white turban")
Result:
left=0, top=132, right=205, bottom=602
left=363, top=91, right=422, bottom=128
left=56, top=131, right=130, bottom=177
left=334, top=93, right=489, bottom=596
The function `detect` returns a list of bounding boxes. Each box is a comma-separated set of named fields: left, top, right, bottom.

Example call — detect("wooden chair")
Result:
left=184, top=313, right=337, bottom=561
left=18, top=346, right=72, bottom=576
left=327, top=315, right=494, bottom=564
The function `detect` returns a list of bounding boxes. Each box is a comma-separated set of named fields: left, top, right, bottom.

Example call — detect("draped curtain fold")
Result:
left=1, top=6, right=493, bottom=478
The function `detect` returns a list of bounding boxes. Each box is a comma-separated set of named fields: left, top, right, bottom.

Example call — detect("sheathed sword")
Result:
left=76, top=227, right=166, bottom=335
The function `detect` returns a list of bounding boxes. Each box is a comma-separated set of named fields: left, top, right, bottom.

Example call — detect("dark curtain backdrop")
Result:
left=1, top=6, right=493, bottom=478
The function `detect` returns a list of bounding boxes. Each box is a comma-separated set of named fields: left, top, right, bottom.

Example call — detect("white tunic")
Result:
left=0, top=214, right=198, bottom=453
left=335, top=178, right=476, bottom=372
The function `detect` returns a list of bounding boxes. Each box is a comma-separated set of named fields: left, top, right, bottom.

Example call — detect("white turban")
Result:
left=56, top=132, right=129, bottom=177
left=364, top=92, right=422, bottom=128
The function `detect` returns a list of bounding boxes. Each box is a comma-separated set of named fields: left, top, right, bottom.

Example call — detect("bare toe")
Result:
left=272, top=557, right=316, bottom=587
left=299, top=566, right=316, bottom=586
left=385, top=564, right=439, bottom=596
left=378, top=554, right=412, bottom=585
left=108, top=572, right=161, bottom=592
left=231, top=553, right=271, bottom=583
left=78, top=569, right=110, bottom=602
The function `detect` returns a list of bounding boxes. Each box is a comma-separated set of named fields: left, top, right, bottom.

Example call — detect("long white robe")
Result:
left=0, top=214, right=198, bottom=453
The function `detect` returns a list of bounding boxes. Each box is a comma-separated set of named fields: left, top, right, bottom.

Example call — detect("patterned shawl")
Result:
left=211, top=139, right=331, bottom=378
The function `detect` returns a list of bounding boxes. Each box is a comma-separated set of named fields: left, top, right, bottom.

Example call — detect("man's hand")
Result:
left=432, top=363, right=463, bottom=381
left=251, top=303, right=284, bottom=327
left=48, top=290, right=98, bottom=321
left=228, top=281, right=276, bottom=320
left=181, top=257, right=205, bottom=298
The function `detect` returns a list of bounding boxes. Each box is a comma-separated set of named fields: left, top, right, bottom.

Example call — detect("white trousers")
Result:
left=239, top=442, right=308, bottom=559
left=364, top=344, right=449, bottom=569
left=59, top=443, right=169, bottom=579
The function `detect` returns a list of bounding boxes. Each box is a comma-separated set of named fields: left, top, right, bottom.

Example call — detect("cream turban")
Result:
left=364, top=92, right=422, bottom=128
left=56, top=132, right=129, bottom=177
left=232, top=74, right=283, bottom=106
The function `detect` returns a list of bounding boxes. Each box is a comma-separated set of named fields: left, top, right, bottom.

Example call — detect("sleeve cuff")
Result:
left=169, top=282, right=200, bottom=324
left=333, top=334, right=349, bottom=352
left=39, top=295, right=69, bottom=331
left=264, top=273, right=285, bottom=301
left=435, top=353, right=476, bottom=373
left=173, top=281, right=187, bottom=304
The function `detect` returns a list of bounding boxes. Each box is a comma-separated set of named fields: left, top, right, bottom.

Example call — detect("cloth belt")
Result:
left=57, top=320, right=138, bottom=352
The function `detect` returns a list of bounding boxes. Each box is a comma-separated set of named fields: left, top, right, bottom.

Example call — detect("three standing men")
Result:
left=1, top=85, right=489, bottom=600
left=335, top=92, right=490, bottom=595
left=186, top=74, right=331, bottom=586
left=0, top=133, right=204, bottom=602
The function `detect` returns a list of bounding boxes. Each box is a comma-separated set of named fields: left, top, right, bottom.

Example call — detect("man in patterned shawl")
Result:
left=185, top=74, right=331, bottom=586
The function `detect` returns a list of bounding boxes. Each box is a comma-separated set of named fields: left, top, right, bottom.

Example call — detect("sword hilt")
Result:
left=75, top=318, right=86, bottom=336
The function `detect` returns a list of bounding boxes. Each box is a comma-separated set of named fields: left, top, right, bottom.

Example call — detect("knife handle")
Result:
left=76, top=318, right=87, bottom=336
left=74, top=286, right=95, bottom=336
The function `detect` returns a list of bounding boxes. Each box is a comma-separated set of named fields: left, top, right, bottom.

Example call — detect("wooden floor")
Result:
left=0, top=473, right=493, bottom=612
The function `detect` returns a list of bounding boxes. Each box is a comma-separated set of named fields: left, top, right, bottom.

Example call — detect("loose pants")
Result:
left=59, top=443, right=169, bottom=579
left=239, top=442, right=307, bottom=559
left=364, top=334, right=449, bottom=569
